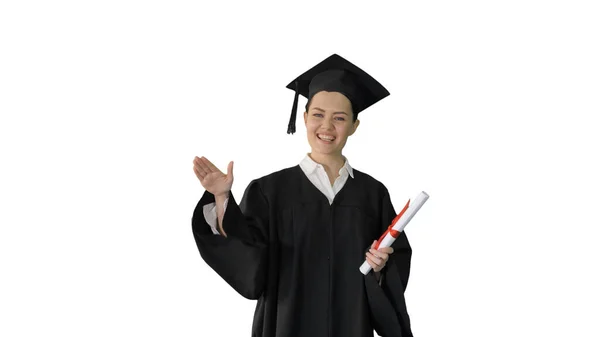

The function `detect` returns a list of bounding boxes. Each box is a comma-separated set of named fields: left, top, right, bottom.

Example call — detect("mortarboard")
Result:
left=285, top=53, right=390, bottom=134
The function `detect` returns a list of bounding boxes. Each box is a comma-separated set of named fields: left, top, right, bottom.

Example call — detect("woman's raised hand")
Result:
left=193, top=156, right=234, bottom=197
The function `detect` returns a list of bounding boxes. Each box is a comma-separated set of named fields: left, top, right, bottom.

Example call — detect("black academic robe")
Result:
left=192, top=165, right=413, bottom=337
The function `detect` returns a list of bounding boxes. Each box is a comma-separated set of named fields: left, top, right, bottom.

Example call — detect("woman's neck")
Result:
left=308, top=152, right=345, bottom=183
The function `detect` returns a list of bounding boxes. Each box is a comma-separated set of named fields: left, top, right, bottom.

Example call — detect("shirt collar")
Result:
left=300, top=154, right=354, bottom=179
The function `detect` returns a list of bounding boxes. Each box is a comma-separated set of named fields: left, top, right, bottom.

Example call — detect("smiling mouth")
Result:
left=317, top=134, right=336, bottom=142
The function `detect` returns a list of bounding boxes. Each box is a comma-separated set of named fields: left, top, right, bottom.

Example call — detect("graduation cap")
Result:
left=285, top=53, right=390, bottom=134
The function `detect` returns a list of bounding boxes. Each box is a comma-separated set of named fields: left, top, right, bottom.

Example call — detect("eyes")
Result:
left=312, top=113, right=346, bottom=122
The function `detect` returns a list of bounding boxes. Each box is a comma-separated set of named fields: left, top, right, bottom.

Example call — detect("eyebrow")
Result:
left=311, top=107, right=349, bottom=115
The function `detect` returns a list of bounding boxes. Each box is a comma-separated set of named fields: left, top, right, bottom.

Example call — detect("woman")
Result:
left=191, top=54, right=413, bottom=337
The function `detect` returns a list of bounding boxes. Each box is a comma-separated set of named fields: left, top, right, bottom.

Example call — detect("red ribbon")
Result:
left=374, top=199, right=410, bottom=250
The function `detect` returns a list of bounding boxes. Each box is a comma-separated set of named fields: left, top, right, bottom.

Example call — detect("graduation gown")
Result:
left=192, top=165, right=413, bottom=337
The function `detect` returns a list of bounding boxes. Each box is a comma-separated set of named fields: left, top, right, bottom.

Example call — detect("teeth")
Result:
left=318, top=134, right=335, bottom=141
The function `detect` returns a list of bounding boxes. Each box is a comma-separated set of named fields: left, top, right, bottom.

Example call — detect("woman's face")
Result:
left=303, top=91, right=360, bottom=158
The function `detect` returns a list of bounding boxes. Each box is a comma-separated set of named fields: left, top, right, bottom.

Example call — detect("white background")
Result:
left=1, top=1, right=599, bottom=336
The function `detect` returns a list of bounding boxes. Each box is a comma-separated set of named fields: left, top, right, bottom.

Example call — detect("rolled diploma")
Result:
left=359, top=191, right=429, bottom=275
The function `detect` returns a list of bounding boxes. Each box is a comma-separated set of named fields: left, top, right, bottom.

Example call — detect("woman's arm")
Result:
left=192, top=180, right=270, bottom=300
left=214, top=193, right=229, bottom=236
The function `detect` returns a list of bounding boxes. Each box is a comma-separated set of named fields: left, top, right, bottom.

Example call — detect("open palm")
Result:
left=193, top=156, right=234, bottom=196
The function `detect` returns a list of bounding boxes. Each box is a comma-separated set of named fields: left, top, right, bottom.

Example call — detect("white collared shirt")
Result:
left=298, top=153, right=354, bottom=204
left=202, top=154, right=354, bottom=235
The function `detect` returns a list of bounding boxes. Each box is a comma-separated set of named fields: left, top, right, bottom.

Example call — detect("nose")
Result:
left=321, top=117, right=334, bottom=130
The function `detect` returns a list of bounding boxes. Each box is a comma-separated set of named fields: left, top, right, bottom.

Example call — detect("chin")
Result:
left=314, top=146, right=341, bottom=156
left=308, top=137, right=343, bottom=156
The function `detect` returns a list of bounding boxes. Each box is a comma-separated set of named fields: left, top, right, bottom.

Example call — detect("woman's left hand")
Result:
left=365, top=240, right=394, bottom=273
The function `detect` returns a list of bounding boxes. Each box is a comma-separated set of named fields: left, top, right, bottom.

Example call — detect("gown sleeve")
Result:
left=364, top=185, right=414, bottom=337
left=191, top=180, right=269, bottom=300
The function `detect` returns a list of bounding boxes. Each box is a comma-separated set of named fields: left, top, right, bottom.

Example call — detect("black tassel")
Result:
left=287, top=81, right=300, bottom=134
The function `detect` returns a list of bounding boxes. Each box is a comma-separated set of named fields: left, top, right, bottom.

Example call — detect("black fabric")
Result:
left=192, top=165, right=412, bottom=337
left=288, top=80, right=301, bottom=134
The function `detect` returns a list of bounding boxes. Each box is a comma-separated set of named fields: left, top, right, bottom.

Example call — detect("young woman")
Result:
left=192, top=54, right=413, bottom=337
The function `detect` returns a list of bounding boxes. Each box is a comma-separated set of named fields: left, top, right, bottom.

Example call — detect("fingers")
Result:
left=193, top=166, right=205, bottom=181
left=366, top=252, right=385, bottom=272
left=379, top=247, right=394, bottom=254
left=200, top=156, right=221, bottom=173
left=365, top=253, right=379, bottom=271
left=227, top=161, right=234, bottom=180
left=193, top=158, right=209, bottom=177
left=369, top=249, right=388, bottom=263
left=192, top=156, right=211, bottom=172
left=193, top=156, right=221, bottom=177
left=366, top=246, right=392, bottom=273
left=366, top=252, right=382, bottom=266
left=367, top=240, right=392, bottom=272
left=193, top=157, right=206, bottom=177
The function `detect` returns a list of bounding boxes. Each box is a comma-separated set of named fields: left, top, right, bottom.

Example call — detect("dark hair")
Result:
left=305, top=96, right=358, bottom=122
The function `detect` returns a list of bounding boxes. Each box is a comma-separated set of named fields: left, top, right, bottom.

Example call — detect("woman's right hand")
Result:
left=193, top=156, right=234, bottom=197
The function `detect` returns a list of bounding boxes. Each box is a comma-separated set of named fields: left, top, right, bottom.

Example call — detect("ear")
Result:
left=304, top=111, right=308, bottom=125
left=349, top=119, right=360, bottom=136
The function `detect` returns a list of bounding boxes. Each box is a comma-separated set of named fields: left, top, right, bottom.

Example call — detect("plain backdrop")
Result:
left=1, top=1, right=599, bottom=336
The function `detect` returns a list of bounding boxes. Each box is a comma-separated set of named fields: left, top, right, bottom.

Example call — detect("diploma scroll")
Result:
left=359, top=191, right=429, bottom=275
